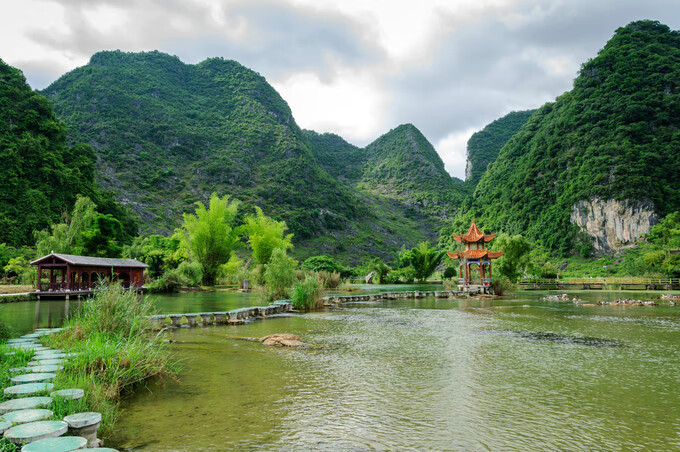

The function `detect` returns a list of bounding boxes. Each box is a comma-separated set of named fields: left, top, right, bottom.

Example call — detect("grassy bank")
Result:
left=42, top=285, right=181, bottom=435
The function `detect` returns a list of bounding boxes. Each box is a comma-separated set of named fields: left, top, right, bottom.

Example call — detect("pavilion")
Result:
left=447, top=220, right=503, bottom=293
left=30, top=252, right=148, bottom=298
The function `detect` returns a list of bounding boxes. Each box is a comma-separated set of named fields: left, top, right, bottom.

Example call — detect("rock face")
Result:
left=570, top=197, right=658, bottom=254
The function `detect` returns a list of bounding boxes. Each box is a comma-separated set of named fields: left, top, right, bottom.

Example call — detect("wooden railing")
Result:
left=518, top=278, right=680, bottom=285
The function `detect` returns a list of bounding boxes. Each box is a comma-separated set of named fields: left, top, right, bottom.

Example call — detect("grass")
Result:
left=42, top=284, right=181, bottom=435
left=291, top=275, right=324, bottom=310
left=0, top=286, right=32, bottom=295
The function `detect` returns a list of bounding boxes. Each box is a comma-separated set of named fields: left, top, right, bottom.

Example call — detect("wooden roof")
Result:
left=452, top=220, right=496, bottom=243
left=30, top=252, right=148, bottom=268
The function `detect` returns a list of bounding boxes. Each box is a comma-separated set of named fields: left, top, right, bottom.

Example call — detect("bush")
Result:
left=176, top=261, right=203, bottom=287
left=300, top=255, right=346, bottom=275
left=491, top=277, right=512, bottom=296
left=262, top=248, right=297, bottom=301
left=291, top=275, right=324, bottom=310
left=318, top=270, right=341, bottom=288
left=443, top=266, right=457, bottom=279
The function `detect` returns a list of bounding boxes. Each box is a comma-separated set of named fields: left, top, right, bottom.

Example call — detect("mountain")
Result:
left=443, top=20, right=680, bottom=255
left=465, top=110, right=535, bottom=186
left=360, top=124, right=466, bottom=210
left=306, top=124, right=467, bottom=218
left=0, top=58, right=98, bottom=246
left=42, top=51, right=458, bottom=263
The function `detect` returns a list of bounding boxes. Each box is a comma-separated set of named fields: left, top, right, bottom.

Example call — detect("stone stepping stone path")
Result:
left=4, top=383, right=54, bottom=398
left=28, top=359, right=66, bottom=367
left=2, top=408, right=53, bottom=425
left=50, top=389, right=84, bottom=400
left=0, top=397, right=53, bottom=414
left=64, top=412, right=101, bottom=447
left=0, top=420, right=12, bottom=434
left=4, top=420, right=68, bottom=444
left=27, top=365, right=63, bottom=373
left=20, top=436, right=88, bottom=452
left=10, top=373, right=57, bottom=385
left=9, top=367, right=31, bottom=374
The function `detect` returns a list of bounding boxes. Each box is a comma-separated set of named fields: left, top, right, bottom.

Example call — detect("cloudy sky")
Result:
left=2, top=0, right=678, bottom=179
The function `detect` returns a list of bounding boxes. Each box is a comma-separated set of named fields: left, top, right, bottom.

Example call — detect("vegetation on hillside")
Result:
left=0, top=58, right=136, bottom=248
left=465, top=109, right=535, bottom=186
left=42, top=51, right=364, bottom=241
left=445, top=20, right=680, bottom=255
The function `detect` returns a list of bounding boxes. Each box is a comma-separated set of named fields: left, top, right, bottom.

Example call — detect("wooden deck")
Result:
left=518, top=278, right=680, bottom=290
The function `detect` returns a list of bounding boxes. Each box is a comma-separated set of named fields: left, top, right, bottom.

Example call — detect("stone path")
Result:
left=150, top=291, right=466, bottom=327
left=0, top=328, right=116, bottom=450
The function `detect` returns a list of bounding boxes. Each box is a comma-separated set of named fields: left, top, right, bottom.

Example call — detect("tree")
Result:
left=34, top=196, right=97, bottom=256
left=399, top=241, right=444, bottom=282
left=492, top=234, right=531, bottom=282
left=177, top=193, right=241, bottom=285
left=300, top=255, right=345, bottom=275
left=244, top=206, right=293, bottom=265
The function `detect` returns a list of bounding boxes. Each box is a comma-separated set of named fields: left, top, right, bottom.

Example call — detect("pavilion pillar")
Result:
left=480, top=264, right=484, bottom=285
left=66, top=264, right=71, bottom=291
left=37, top=265, right=42, bottom=292
left=489, top=264, right=493, bottom=279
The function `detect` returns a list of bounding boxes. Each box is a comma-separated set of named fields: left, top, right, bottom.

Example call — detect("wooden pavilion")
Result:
left=447, top=221, right=503, bottom=292
left=30, top=252, right=148, bottom=298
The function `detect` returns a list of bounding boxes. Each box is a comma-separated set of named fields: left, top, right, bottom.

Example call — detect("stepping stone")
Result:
left=34, top=349, right=63, bottom=356
left=4, top=420, right=68, bottom=444
left=28, top=365, right=63, bottom=373
left=4, top=383, right=54, bottom=398
left=20, top=436, right=88, bottom=452
left=9, top=367, right=31, bottom=374
left=20, top=334, right=43, bottom=339
left=7, top=339, right=37, bottom=344
left=11, top=373, right=57, bottom=385
left=33, top=353, right=68, bottom=360
left=2, top=409, right=53, bottom=425
left=28, top=359, right=65, bottom=367
left=63, top=412, right=101, bottom=447
left=50, top=389, right=84, bottom=400
left=0, top=397, right=52, bottom=414
left=0, top=420, right=12, bottom=434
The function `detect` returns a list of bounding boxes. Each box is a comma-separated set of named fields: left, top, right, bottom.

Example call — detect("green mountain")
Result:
left=465, top=110, right=535, bottom=186
left=360, top=124, right=466, bottom=209
left=41, top=51, right=365, bottom=239
left=306, top=125, right=467, bottom=216
left=444, top=20, right=680, bottom=255
left=0, top=58, right=98, bottom=246
left=41, top=51, right=459, bottom=263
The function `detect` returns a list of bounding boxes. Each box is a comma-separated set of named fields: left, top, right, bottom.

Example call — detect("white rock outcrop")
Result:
left=570, top=197, right=657, bottom=254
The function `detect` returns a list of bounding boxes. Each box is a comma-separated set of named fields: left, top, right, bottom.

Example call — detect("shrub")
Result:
left=300, top=255, right=345, bottom=275
left=176, top=261, right=203, bottom=287
left=262, top=248, right=297, bottom=301
left=491, top=277, right=512, bottom=296
left=443, top=266, right=457, bottom=279
left=292, top=275, right=324, bottom=310
left=318, top=270, right=341, bottom=288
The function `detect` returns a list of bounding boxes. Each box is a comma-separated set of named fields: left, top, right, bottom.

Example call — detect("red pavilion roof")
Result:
left=447, top=250, right=504, bottom=260
left=452, top=220, right=496, bottom=243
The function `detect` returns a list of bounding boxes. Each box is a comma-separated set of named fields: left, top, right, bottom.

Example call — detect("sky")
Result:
left=1, top=0, right=679, bottom=179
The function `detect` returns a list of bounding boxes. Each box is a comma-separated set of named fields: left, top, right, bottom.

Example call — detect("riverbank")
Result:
left=37, top=285, right=181, bottom=438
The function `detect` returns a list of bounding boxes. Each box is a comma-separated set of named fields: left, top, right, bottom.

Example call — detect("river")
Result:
left=2, top=287, right=679, bottom=450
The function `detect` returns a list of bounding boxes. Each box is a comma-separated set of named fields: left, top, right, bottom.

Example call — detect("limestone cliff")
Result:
left=570, top=198, right=658, bottom=254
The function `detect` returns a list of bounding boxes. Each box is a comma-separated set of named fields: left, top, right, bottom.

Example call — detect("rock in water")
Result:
left=259, top=334, right=306, bottom=347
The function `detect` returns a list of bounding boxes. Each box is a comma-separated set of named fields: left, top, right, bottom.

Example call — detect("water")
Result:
left=2, top=289, right=679, bottom=449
